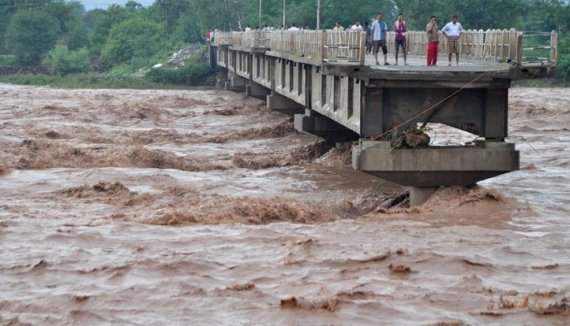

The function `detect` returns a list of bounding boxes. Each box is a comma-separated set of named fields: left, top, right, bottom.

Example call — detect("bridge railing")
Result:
left=324, top=31, right=365, bottom=63
left=212, top=29, right=556, bottom=67
left=213, top=30, right=364, bottom=64
left=387, top=29, right=524, bottom=64
left=520, top=31, right=558, bottom=67
left=266, top=30, right=324, bottom=60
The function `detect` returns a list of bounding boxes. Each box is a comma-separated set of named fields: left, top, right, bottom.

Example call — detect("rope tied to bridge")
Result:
left=369, top=71, right=488, bottom=142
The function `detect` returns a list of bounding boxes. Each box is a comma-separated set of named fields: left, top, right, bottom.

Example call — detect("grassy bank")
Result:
left=0, top=64, right=213, bottom=89
left=0, top=72, right=160, bottom=89
left=0, top=45, right=213, bottom=89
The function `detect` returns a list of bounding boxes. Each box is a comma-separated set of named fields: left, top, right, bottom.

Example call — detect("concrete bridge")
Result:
left=209, top=29, right=558, bottom=205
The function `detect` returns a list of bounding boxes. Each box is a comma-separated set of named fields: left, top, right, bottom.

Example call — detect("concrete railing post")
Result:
left=516, top=32, right=523, bottom=66
left=509, top=28, right=517, bottom=64
left=551, top=30, right=558, bottom=65
left=359, top=31, right=366, bottom=65
left=321, top=30, right=327, bottom=63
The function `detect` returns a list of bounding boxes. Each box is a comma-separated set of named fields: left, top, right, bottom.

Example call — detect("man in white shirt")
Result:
left=370, top=13, right=389, bottom=65
left=288, top=23, right=300, bottom=31
left=350, top=21, right=363, bottom=32
left=442, top=15, right=464, bottom=66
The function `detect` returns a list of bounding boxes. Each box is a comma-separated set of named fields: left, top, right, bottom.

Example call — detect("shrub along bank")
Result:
left=0, top=45, right=213, bottom=89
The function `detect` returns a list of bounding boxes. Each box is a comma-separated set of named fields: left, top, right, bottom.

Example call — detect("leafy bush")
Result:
left=106, top=64, right=136, bottom=81
left=145, top=64, right=210, bottom=85
left=0, top=73, right=55, bottom=85
left=43, top=45, right=91, bottom=75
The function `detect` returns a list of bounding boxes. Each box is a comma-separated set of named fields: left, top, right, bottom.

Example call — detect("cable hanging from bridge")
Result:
left=369, top=71, right=488, bottom=142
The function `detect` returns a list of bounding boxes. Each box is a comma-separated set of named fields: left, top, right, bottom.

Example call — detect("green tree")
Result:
left=322, top=0, right=395, bottom=29
left=392, top=0, right=452, bottom=30
left=125, top=0, right=144, bottom=12
left=91, top=5, right=128, bottom=56
left=155, top=0, right=190, bottom=34
left=84, top=8, right=107, bottom=31
left=172, top=13, right=204, bottom=44
left=66, top=19, right=91, bottom=50
left=452, top=0, right=525, bottom=30
left=100, top=16, right=165, bottom=67
left=43, top=0, right=85, bottom=35
left=525, top=0, right=569, bottom=33
left=5, top=10, right=61, bottom=65
left=0, top=0, right=18, bottom=54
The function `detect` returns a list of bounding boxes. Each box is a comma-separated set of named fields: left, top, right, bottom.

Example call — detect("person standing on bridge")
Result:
left=333, top=22, right=344, bottom=31
left=288, top=23, right=300, bottom=31
left=371, top=13, right=389, bottom=65
left=364, top=21, right=372, bottom=55
left=351, top=21, right=363, bottom=32
left=442, top=15, right=464, bottom=66
left=426, top=16, right=439, bottom=66
left=394, top=13, right=407, bottom=65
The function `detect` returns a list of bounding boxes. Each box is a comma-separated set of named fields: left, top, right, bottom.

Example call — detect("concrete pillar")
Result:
left=246, top=82, right=271, bottom=99
left=408, top=187, right=437, bottom=206
left=266, top=91, right=304, bottom=115
left=225, top=72, right=247, bottom=91
left=294, top=112, right=313, bottom=133
left=294, top=110, right=358, bottom=142
left=208, top=45, right=217, bottom=70
left=361, top=87, right=384, bottom=137
left=484, top=88, right=508, bottom=140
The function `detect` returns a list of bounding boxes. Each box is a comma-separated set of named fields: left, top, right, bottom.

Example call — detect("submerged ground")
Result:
left=0, top=84, right=568, bottom=324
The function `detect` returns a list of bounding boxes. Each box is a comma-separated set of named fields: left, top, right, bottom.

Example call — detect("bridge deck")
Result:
left=323, top=54, right=514, bottom=81
left=363, top=54, right=511, bottom=73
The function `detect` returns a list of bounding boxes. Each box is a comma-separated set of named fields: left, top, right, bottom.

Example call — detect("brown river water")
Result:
left=0, top=84, right=568, bottom=325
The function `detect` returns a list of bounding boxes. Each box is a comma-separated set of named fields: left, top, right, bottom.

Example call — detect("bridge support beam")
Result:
left=358, top=81, right=510, bottom=139
left=352, top=140, right=519, bottom=205
left=266, top=91, right=305, bottom=115
left=294, top=110, right=358, bottom=142
left=225, top=72, right=247, bottom=91
left=246, top=82, right=271, bottom=99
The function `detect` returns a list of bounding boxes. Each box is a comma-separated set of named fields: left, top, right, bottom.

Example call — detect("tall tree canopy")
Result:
left=0, top=0, right=567, bottom=77
left=6, top=10, right=60, bottom=65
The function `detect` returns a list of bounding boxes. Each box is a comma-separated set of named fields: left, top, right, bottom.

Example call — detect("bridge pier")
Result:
left=294, top=110, right=358, bottom=142
left=226, top=72, right=247, bottom=91
left=246, top=82, right=271, bottom=99
left=408, top=187, right=438, bottom=206
left=352, top=140, right=519, bottom=188
left=266, top=91, right=304, bottom=115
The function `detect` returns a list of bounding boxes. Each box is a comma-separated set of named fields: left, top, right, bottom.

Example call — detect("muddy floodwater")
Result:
left=0, top=84, right=568, bottom=325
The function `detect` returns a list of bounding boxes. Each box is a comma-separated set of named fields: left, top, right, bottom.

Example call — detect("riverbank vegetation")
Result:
left=0, top=0, right=568, bottom=87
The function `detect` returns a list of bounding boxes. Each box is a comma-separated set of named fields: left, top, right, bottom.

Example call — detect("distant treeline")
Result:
left=0, top=0, right=568, bottom=78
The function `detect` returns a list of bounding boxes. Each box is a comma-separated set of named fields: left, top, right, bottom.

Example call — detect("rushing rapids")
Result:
left=0, top=84, right=568, bottom=324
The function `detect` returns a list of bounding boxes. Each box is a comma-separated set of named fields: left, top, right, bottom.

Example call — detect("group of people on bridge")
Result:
left=208, top=14, right=466, bottom=67
left=363, top=13, right=464, bottom=67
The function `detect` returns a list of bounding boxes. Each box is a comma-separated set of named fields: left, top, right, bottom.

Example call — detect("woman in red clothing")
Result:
left=426, top=16, right=439, bottom=66
left=394, top=13, right=407, bottom=65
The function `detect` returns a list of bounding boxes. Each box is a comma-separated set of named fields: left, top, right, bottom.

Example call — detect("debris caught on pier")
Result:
left=390, top=128, right=431, bottom=149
